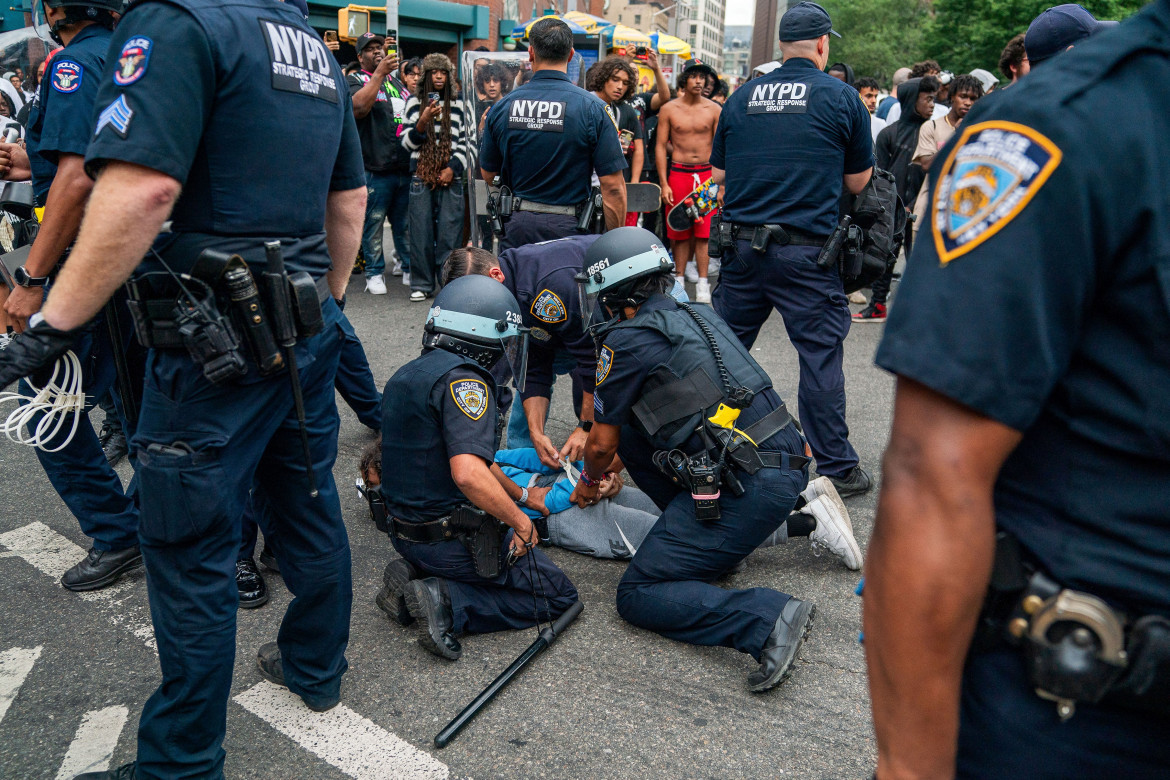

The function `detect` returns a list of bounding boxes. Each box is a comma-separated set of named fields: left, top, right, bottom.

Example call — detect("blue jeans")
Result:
left=132, top=302, right=351, bottom=779
left=407, top=176, right=466, bottom=295
left=361, top=170, right=411, bottom=277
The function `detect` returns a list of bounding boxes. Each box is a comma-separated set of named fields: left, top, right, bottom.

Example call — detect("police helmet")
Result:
left=423, top=275, right=530, bottom=391
left=576, top=227, right=674, bottom=327
left=34, top=0, right=123, bottom=45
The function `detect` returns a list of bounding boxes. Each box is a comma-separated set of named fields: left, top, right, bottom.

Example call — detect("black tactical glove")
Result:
left=0, top=316, right=79, bottom=391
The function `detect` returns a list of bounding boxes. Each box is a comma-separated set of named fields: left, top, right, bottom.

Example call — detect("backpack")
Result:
left=840, top=167, right=906, bottom=294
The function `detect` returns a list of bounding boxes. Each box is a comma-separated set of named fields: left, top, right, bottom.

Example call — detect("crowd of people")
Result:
left=0, top=0, right=1167, bottom=779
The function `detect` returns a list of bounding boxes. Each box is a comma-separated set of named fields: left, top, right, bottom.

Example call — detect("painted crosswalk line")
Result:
left=54, top=706, right=131, bottom=780
left=234, top=682, right=450, bottom=780
left=0, top=522, right=156, bottom=650
left=0, top=646, right=42, bottom=726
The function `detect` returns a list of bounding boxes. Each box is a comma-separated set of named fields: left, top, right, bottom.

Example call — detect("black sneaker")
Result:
left=404, top=578, right=461, bottom=660
left=258, top=544, right=280, bottom=574
left=100, top=428, right=128, bottom=467
left=827, top=466, right=873, bottom=498
left=851, top=302, right=887, bottom=322
left=256, top=641, right=340, bottom=712
left=236, top=558, right=269, bottom=609
left=748, top=598, right=816, bottom=693
left=375, top=558, right=419, bottom=626
left=61, top=547, right=142, bottom=592
left=75, top=762, right=137, bottom=779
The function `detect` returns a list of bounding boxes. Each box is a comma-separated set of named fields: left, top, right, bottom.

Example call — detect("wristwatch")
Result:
left=13, top=266, right=49, bottom=288
left=516, top=486, right=529, bottom=506
left=578, top=420, right=594, bottom=432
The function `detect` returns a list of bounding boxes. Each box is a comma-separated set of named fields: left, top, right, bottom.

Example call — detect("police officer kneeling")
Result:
left=572, top=228, right=824, bottom=691
left=377, top=276, right=578, bottom=659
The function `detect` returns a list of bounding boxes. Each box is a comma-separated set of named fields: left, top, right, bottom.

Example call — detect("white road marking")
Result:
left=234, top=682, right=450, bottom=780
left=54, top=706, right=130, bottom=780
left=0, top=522, right=156, bottom=650
left=0, top=646, right=42, bottom=726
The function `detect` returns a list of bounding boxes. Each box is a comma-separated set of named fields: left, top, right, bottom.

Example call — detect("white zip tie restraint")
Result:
left=0, top=348, right=86, bottom=452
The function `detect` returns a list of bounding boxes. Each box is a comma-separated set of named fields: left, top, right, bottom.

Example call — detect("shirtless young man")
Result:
left=656, top=59, right=721, bottom=302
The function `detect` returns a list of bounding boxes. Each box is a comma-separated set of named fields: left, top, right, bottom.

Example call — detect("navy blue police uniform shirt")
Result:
left=875, top=2, right=1170, bottom=615
left=478, top=70, right=626, bottom=205
left=711, top=57, right=872, bottom=235
left=592, top=295, right=793, bottom=510
left=497, top=234, right=599, bottom=401
left=84, top=0, right=365, bottom=278
left=25, top=24, right=111, bottom=206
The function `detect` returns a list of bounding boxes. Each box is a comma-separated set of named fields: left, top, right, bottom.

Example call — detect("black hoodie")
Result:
left=874, top=78, right=931, bottom=204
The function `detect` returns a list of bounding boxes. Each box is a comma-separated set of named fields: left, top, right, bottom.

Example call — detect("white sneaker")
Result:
left=409, top=290, right=427, bottom=302
left=684, top=260, right=699, bottom=284
left=365, top=275, right=387, bottom=295
left=390, top=259, right=403, bottom=276
left=695, top=278, right=711, bottom=303
left=801, top=476, right=852, bottom=533
left=0, top=332, right=11, bottom=351
left=708, top=256, right=721, bottom=277
left=848, top=291, right=868, bottom=305
left=401, top=272, right=411, bottom=286
left=803, top=480, right=862, bottom=571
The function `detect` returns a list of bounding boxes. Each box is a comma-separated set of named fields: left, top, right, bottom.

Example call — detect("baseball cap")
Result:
left=680, top=58, right=718, bottom=82
left=356, top=32, right=385, bottom=52
left=1025, top=4, right=1118, bottom=64
left=969, top=68, right=1000, bottom=92
left=778, top=2, right=840, bottom=42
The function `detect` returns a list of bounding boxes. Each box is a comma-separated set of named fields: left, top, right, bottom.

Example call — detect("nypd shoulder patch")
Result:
left=596, top=345, right=614, bottom=385
left=51, top=60, right=83, bottom=94
left=931, top=121, right=1062, bottom=264
left=114, top=36, right=153, bottom=86
left=95, top=95, right=133, bottom=138
left=450, top=378, right=489, bottom=421
left=531, top=289, right=567, bottom=324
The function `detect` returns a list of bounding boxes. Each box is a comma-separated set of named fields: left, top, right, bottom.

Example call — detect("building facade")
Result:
left=679, top=0, right=725, bottom=68
left=723, top=23, right=751, bottom=86
left=751, top=0, right=790, bottom=68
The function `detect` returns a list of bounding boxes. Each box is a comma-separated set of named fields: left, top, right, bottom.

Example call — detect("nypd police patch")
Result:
left=932, top=121, right=1062, bottom=264
left=531, top=289, right=567, bottom=324
left=114, top=36, right=152, bottom=86
left=450, top=379, right=489, bottom=420
left=51, top=60, right=82, bottom=94
left=596, top=345, right=614, bottom=385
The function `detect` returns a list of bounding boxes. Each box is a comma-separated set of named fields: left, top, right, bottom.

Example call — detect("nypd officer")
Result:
left=709, top=2, right=875, bottom=497
left=572, top=227, right=861, bottom=691
left=376, top=275, right=578, bottom=660
left=864, top=3, right=1170, bottom=778
left=478, top=17, right=627, bottom=250
left=442, top=238, right=602, bottom=466
left=0, top=0, right=141, bottom=592
left=0, top=0, right=367, bottom=777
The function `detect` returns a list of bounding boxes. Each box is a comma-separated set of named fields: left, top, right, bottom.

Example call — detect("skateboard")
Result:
left=666, top=178, right=719, bottom=233
left=625, top=182, right=662, bottom=213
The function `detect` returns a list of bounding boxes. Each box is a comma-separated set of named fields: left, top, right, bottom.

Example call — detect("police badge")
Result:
left=114, top=37, right=152, bottom=86
left=596, top=345, right=614, bottom=385
left=451, top=379, right=489, bottom=420
left=530, top=289, right=568, bottom=324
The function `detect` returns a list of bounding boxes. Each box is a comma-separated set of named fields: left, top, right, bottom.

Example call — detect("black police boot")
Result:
left=375, top=557, right=419, bottom=627
left=748, top=598, right=816, bottom=693
left=236, top=558, right=269, bottom=609
left=61, top=547, right=142, bottom=592
left=827, top=465, right=873, bottom=498
left=404, top=578, right=462, bottom=660
left=98, top=422, right=128, bottom=467
left=258, top=544, right=280, bottom=574
left=256, top=641, right=340, bottom=713
left=74, top=761, right=137, bottom=779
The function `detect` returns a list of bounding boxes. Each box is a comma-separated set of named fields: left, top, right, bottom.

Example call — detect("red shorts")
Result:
left=624, top=211, right=640, bottom=227
left=666, top=163, right=713, bottom=241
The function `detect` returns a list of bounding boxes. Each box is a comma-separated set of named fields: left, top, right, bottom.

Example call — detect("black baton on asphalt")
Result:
left=264, top=240, right=317, bottom=498
left=434, top=599, right=584, bottom=748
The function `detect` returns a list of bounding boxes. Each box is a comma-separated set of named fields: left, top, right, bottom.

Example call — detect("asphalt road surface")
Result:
left=0, top=261, right=895, bottom=780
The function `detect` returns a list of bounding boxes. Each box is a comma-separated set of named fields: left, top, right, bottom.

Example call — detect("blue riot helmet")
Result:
left=34, top=0, right=123, bottom=45
left=576, top=226, right=675, bottom=329
left=424, top=275, right=530, bottom=392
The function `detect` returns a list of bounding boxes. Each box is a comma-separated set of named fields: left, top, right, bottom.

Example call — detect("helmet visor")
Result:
left=33, top=1, right=53, bottom=45
left=576, top=247, right=673, bottom=329
left=426, top=306, right=530, bottom=394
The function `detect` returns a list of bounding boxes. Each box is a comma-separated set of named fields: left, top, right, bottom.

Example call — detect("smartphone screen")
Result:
left=324, top=30, right=338, bottom=43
